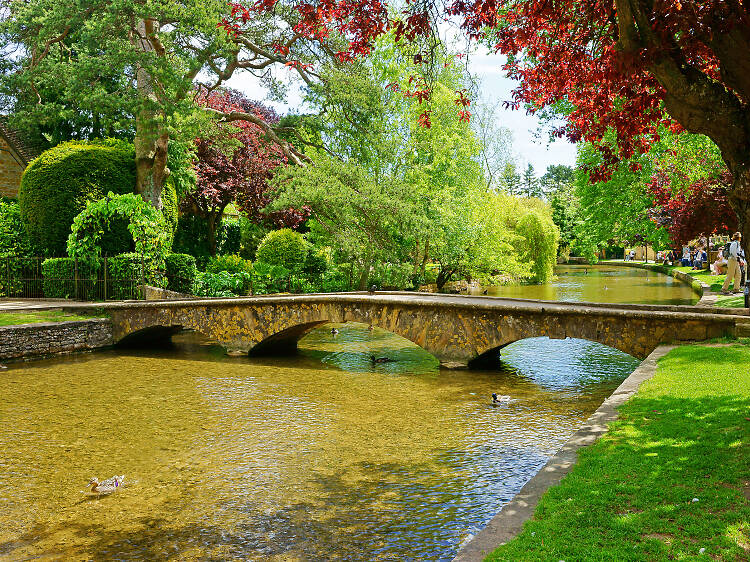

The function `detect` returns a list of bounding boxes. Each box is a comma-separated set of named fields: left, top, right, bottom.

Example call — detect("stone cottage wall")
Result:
left=0, top=136, right=24, bottom=199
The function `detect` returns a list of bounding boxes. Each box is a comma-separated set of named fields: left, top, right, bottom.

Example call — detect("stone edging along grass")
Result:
left=452, top=345, right=675, bottom=562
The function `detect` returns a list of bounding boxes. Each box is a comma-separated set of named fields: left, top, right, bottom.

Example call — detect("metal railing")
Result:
left=0, top=256, right=146, bottom=301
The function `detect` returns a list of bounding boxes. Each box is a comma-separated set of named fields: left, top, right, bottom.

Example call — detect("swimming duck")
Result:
left=492, top=393, right=513, bottom=405
left=367, top=325, right=375, bottom=331
left=88, top=475, right=124, bottom=495
left=370, top=355, right=395, bottom=364
left=330, top=328, right=339, bottom=335
left=482, top=289, right=488, bottom=295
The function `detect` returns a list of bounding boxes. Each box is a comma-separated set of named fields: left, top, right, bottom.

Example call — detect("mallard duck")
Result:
left=88, top=475, right=125, bottom=495
left=330, top=328, right=339, bottom=335
left=370, top=355, right=395, bottom=364
left=367, top=325, right=375, bottom=331
left=492, top=393, right=513, bottom=405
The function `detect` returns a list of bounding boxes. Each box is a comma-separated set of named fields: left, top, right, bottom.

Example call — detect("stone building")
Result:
left=0, top=120, right=40, bottom=199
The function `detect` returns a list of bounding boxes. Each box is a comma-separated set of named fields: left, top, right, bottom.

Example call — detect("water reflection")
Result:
left=0, top=324, right=638, bottom=560
left=469, top=265, right=698, bottom=305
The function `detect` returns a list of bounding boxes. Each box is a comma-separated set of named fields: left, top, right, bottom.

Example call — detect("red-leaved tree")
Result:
left=225, top=2, right=750, bottom=254
left=184, top=88, right=307, bottom=255
left=648, top=170, right=737, bottom=246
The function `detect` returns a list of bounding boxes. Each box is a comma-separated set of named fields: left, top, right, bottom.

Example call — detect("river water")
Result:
left=0, top=266, right=695, bottom=560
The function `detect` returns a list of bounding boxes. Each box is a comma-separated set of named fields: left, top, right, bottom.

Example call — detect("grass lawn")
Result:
left=486, top=344, right=750, bottom=561
left=0, top=310, right=101, bottom=326
left=714, top=295, right=747, bottom=309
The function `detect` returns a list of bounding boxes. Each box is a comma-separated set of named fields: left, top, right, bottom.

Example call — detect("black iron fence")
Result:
left=0, top=256, right=147, bottom=301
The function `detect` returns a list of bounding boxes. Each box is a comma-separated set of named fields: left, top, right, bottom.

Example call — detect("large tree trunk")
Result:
left=133, top=18, right=168, bottom=209
left=728, top=167, right=750, bottom=284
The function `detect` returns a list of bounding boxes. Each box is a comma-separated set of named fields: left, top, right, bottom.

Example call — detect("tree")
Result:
left=541, top=165, right=575, bottom=196
left=648, top=171, right=737, bottom=246
left=520, top=163, right=541, bottom=198
left=471, top=99, right=515, bottom=191
left=1, top=0, right=317, bottom=209
left=182, top=89, right=305, bottom=256
left=500, top=163, right=521, bottom=196
left=227, top=1, right=750, bottom=257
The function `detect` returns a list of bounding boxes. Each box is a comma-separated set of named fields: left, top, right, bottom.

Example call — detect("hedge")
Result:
left=19, top=139, right=178, bottom=256
left=42, top=257, right=101, bottom=299
left=107, top=253, right=164, bottom=300
left=165, top=253, right=197, bottom=294
left=255, top=229, right=308, bottom=273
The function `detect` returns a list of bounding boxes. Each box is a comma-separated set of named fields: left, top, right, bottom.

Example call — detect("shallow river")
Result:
left=0, top=266, right=695, bottom=560
left=472, top=264, right=698, bottom=306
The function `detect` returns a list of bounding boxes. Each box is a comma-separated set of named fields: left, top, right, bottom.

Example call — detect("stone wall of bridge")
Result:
left=95, top=295, right=739, bottom=367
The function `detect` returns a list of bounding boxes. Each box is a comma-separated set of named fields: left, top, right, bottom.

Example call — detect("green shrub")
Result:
left=42, top=257, right=101, bottom=299
left=0, top=199, right=31, bottom=256
left=303, top=247, right=331, bottom=278
left=193, top=271, right=252, bottom=297
left=369, top=262, right=414, bottom=290
left=172, top=214, right=240, bottom=268
left=220, top=218, right=241, bottom=255
left=250, top=261, right=291, bottom=294
left=165, top=253, right=197, bottom=294
left=206, top=254, right=251, bottom=275
left=18, top=139, right=177, bottom=256
left=19, top=139, right=135, bottom=255
left=108, top=252, right=164, bottom=300
left=239, top=218, right=270, bottom=260
left=255, top=229, right=308, bottom=272
left=67, top=193, right=170, bottom=268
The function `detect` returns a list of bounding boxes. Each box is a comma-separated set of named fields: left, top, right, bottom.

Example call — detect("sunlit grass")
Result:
left=715, top=294, right=747, bottom=308
left=486, top=344, right=750, bottom=561
left=0, top=310, right=101, bottom=326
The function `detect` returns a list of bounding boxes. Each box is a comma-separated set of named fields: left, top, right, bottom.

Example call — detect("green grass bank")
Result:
left=487, top=344, right=750, bottom=561
left=0, top=310, right=100, bottom=327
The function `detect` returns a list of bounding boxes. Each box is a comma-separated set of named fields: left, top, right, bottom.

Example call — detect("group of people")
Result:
left=655, top=234, right=747, bottom=294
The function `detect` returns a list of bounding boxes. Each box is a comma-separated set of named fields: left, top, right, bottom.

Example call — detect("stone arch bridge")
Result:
left=81, top=293, right=745, bottom=367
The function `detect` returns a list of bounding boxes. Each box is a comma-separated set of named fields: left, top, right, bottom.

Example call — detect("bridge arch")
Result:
left=102, top=294, right=738, bottom=367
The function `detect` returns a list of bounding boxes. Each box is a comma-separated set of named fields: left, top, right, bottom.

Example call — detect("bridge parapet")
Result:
left=77, top=293, right=741, bottom=366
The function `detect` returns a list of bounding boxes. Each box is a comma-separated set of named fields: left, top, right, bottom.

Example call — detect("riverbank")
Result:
left=603, top=260, right=750, bottom=309
left=482, top=343, right=750, bottom=560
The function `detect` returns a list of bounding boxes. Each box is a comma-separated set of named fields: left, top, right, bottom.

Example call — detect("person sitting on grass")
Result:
left=711, top=248, right=728, bottom=276
left=692, top=248, right=708, bottom=270
left=681, top=246, right=692, bottom=267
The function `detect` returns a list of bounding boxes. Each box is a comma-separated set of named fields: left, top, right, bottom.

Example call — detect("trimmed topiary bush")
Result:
left=206, top=254, right=251, bottom=275
left=165, top=253, right=197, bottom=294
left=19, top=139, right=135, bottom=255
left=255, top=229, right=308, bottom=273
left=19, top=139, right=178, bottom=256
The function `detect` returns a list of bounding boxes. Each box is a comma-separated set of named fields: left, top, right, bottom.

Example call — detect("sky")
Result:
left=225, top=48, right=578, bottom=176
